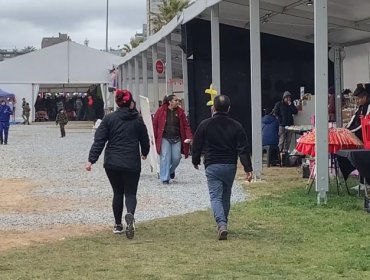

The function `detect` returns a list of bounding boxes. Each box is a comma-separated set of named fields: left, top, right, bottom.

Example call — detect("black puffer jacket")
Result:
left=273, top=101, right=298, bottom=126
left=88, top=107, right=150, bottom=172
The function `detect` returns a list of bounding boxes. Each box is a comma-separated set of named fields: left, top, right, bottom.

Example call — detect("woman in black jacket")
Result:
left=86, top=89, right=150, bottom=238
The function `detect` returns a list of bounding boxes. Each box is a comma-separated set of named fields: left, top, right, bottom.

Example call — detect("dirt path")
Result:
left=0, top=179, right=105, bottom=252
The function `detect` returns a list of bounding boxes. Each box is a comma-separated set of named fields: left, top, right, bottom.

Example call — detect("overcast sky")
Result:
left=0, top=0, right=146, bottom=51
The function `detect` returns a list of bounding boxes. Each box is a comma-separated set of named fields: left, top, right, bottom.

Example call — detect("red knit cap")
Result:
left=115, top=89, right=132, bottom=107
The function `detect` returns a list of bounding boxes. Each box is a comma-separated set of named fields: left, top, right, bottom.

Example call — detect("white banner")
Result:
left=139, top=95, right=159, bottom=175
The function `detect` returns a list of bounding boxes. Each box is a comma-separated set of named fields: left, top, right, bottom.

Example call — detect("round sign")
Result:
left=155, top=59, right=165, bottom=74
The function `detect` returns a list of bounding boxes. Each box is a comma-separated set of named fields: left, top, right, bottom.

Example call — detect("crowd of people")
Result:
left=34, top=91, right=104, bottom=122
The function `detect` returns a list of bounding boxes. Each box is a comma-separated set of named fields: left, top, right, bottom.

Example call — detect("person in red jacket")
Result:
left=153, top=95, right=192, bottom=184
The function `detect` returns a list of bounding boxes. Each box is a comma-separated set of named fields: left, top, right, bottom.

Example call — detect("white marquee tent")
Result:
left=0, top=41, right=126, bottom=121
left=118, top=0, right=370, bottom=203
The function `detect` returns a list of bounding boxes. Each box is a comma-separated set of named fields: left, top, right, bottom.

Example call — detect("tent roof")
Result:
left=121, top=0, right=370, bottom=68
left=0, top=41, right=125, bottom=84
left=0, top=88, right=15, bottom=99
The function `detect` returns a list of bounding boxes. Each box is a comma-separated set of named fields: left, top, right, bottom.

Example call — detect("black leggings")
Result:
left=105, top=169, right=140, bottom=225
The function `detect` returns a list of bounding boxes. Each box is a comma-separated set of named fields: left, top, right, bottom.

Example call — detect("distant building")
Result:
left=0, top=49, right=28, bottom=61
left=41, top=33, right=70, bottom=49
left=146, top=0, right=162, bottom=36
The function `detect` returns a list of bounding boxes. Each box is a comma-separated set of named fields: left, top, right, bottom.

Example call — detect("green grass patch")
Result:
left=1, top=168, right=370, bottom=279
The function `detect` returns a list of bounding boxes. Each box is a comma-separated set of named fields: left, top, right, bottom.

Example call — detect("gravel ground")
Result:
left=0, top=123, right=247, bottom=230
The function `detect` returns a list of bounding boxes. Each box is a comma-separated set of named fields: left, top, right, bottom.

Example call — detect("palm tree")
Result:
left=130, top=36, right=144, bottom=49
left=21, top=46, right=37, bottom=53
left=122, top=44, right=132, bottom=54
left=150, top=0, right=191, bottom=34
left=121, top=36, right=144, bottom=56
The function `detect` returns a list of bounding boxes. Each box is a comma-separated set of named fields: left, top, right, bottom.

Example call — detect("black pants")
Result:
left=105, top=169, right=140, bottom=225
left=59, top=124, right=66, bottom=137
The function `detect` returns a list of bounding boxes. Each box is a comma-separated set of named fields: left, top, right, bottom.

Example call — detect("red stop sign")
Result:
left=155, top=59, right=165, bottom=74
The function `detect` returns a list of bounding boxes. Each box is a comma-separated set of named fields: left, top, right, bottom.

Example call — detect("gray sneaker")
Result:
left=125, top=213, right=135, bottom=239
left=218, top=225, right=228, bottom=241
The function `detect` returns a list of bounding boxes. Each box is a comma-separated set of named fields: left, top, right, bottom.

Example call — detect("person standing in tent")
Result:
left=87, top=95, right=96, bottom=121
left=273, top=91, right=298, bottom=153
left=0, top=99, right=13, bottom=144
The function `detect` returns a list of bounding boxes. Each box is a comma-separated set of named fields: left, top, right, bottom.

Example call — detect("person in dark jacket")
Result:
left=346, top=83, right=370, bottom=141
left=273, top=91, right=298, bottom=152
left=192, top=95, right=253, bottom=241
left=262, top=108, right=279, bottom=146
left=0, top=99, right=13, bottom=145
left=86, top=89, right=150, bottom=239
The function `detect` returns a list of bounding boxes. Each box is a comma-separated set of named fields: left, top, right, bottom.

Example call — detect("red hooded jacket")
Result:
left=153, top=104, right=193, bottom=158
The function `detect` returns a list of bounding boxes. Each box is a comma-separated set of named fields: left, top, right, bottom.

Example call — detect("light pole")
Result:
left=105, top=0, right=109, bottom=52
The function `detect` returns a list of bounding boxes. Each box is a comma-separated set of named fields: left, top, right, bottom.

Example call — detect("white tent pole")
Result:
left=134, top=56, right=140, bottom=106
left=165, top=35, right=173, bottom=95
left=182, top=49, right=189, bottom=115
left=250, top=0, right=263, bottom=180
left=334, top=47, right=343, bottom=127
left=211, top=4, right=221, bottom=92
left=314, top=0, right=329, bottom=204
left=142, top=51, right=148, bottom=98
left=128, top=60, right=133, bottom=92
left=121, top=64, right=126, bottom=89
left=152, top=45, right=159, bottom=111
left=31, top=84, right=36, bottom=122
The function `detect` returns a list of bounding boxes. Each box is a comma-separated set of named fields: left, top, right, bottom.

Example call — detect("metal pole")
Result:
left=211, top=4, right=221, bottom=92
left=135, top=56, right=140, bottom=107
left=334, top=47, right=343, bottom=127
left=128, top=60, right=133, bottom=92
left=142, top=51, right=148, bottom=97
left=152, top=45, right=159, bottom=111
left=105, top=0, right=109, bottom=52
left=122, top=63, right=127, bottom=89
left=314, top=0, right=329, bottom=204
left=182, top=50, right=189, bottom=114
left=165, top=35, right=173, bottom=95
left=250, top=0, right=263, bottom=180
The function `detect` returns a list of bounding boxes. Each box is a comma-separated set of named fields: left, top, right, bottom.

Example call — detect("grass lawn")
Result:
left=1, top=167, right=370, bottom=279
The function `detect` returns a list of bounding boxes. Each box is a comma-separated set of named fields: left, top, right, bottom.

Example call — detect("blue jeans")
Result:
left=159, top=138, right=182, bottom=182
left=0, top=121, right=10, bottom=144
left=205, top=164, right=237, bottom=227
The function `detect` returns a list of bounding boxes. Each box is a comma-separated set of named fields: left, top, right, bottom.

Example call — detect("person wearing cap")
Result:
left=273, top=91, right=298, bottom=152
left=86, top=89, right=150, bottom=239
left=346, top=83, right=370, bottom=141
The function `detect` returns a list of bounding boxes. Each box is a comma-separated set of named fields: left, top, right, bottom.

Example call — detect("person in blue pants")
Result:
left=0, top=99, right=13, bottom=145
left=192, top=95, right=253, bottom=240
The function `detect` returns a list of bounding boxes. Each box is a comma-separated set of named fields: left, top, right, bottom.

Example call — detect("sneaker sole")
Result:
left=113, top=229, right=124, bottom=234
left=218, top=230, right=228, bottom=240
left=125, top=213, right=135, bottom=239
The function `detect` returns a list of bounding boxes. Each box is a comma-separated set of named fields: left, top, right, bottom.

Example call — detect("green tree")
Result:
left=150, top=0, right=191, bottom=33
left=121, top=36, right=144, bottom=56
